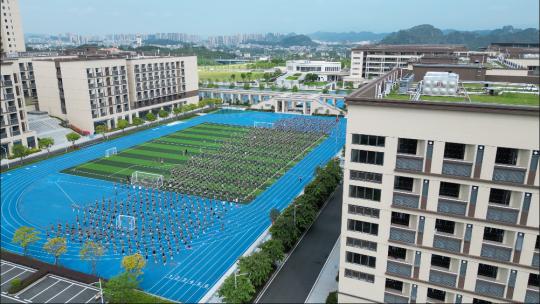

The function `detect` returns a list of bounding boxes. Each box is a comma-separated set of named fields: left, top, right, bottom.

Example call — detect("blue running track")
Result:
left=0, top=110, right=346, bottom=303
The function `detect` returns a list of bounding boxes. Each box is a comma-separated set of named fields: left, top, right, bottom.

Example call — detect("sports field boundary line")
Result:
left=253, top=185, right=339, bottom=303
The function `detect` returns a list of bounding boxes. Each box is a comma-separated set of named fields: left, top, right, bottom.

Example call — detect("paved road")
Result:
left=257, top=184, right=343, bottom=303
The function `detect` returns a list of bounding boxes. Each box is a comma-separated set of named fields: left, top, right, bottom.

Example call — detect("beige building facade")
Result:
left=1, top=61, right=37, bottom=156
left=338, top=99, right=539, bottom=303
left=1, top=0, right=26, bottom=54
left=33, top=56, right=199, bottom=133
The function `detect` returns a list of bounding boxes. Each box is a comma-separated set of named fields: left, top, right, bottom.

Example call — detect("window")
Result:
left=385, top=279, right=403, bottom=292
left=477, top=263, right=498, bottom=279
left=388, top=246, right=407, bottom=260
left=483, top=227, right=504, bottom=243
left=536, top=235, right=539, bottom=250
left=529, top=273, right=539, bottom=287
left=349, top=185, right=381, bottom=201
left=431, top=254, right=451, bottom=269
left=473, top=299, right=493, bottom=304
left=347, top=219, right=378, bottom=235
left=427, top=288, right=446, bottom=301
left=352, top=134, right=385, bottom=147
left=495, top=147, right=518, bottom=165
left=346, top=237, right=377, bottom=251
left=391, top=212, right=410, bottom=227
left=397, top=138, right=418, bottom=155
left=439, top=182, right=460, bottom=198
left=394, top=176, right=414, bottom=192
left=350, top=170, right=382, bottom=183
left=351, top=149, right=384, bottom=165
left=488, top=188, right=511, bottom=206
left=346, top=251, right=376, bottom=268
left=444, top=142, right=466, bottom=159
left=344, top=268, right=374, bottom=283
left=348, top=205, right=380, bottom=218
left=435, top=219, right=455, bottom=234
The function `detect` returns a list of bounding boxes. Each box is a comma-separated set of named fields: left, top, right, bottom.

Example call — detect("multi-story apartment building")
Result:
left=0, top=0, right=26, bottom=54
left=33, top=55, right=198, bottom=133
left=348, top=44, right=467, bottom=81
left=1, top=61, right=37, bottom=156
left=338, top=72, right=539, bottom=303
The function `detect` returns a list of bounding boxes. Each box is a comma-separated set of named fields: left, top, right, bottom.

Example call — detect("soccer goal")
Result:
left=131, top=171, right=164, bottom=188
left=116, top=214, right=135, bottom=231
left=253, top=121, right=274, bottom=129
left=105, top=147, right=117, bottom=158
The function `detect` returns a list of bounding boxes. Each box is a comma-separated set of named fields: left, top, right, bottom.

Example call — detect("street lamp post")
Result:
left=234, top=270, right=248, bottom=288
left=1, top=146, right=9, bottom=169
left=91, top=279, right=104, bottom=304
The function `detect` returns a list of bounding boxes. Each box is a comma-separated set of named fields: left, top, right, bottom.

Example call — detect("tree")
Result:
left=259, top=83, right=265, bottom=90
left=12, top=144, right=29, bottom=162
left=229, top=82, right=235, bottom=89
left=145, top=112, right=156, bottom=121
left=238, top=252, right=273, bottom=288
left=94, top=125, right=108, bottom=140
left=246, top=72, right=253, bottom=82
left=117, top=119, right=129, bottom=132
left=173, top=106, right=183, bottom=116
left=158, top=109, right=169, bottom=118
left=243, top=83, right=250, bottom=90
left=305, top=73, right=319, bottom=82
left=43, top=237, right=67, bottom=265
left=269, top=208, right=280, bottom=224
left=12, top=226, right=40, bottom=256
left=292, top=85, right=299, bottom=92
left=38, top=137, right=54, bottom=156
left=231, top=74, right=236, bottom=84
left=259, top=239, right=284, bottom=264
left=322, top=88, right=329, bottom=94
left=240, top=73, right=246, bottom=82
left=121, top=253, right=146, bottom=277
left=66, top=132, right=81, bottom=148
left=263, top=72, right=272, bottom=83
left=269, top=216, right=299, bottom=251
left=132, top=117, right=144, bottom=126
left=218, top=274, right=255, bottom=304
left=103, top=272, right=139, bottom=304
left=80, top=241, right=104, bottom=275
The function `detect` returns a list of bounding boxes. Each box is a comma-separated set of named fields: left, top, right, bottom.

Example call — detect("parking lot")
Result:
left=1, top=260, right=102, bottom=303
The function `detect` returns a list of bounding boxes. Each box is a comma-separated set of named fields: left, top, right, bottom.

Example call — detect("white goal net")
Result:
left=253, top=121, right=274, bottom=129
left=116, top=214, right=135, bottom=231
left=131, top=171, right=164, bottom=188
left=105, top=147, right=117, bottom=158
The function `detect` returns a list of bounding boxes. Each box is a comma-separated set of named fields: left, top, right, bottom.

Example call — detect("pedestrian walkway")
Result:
left=305, top=238, right=340, bottom=303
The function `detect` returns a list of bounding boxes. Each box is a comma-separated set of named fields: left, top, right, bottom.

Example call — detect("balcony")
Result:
left=96, top=72, right=103, bottom=77
left=492, top=165, right=526, bottom=184
left=429, top=269, right=457, bottom=288
left=486, top=205, right=519, bottom=224
left=7, top=106, right=17, bottom=112
left=392, top=191, right=420, bottom=209
left=396, top=154, right=424, bottom=171
left=475, top=279, right=505, bottom=298
left=442, top=159, right=473, bottom=177
left=480, top=243, right=513, bottom=262
left=3, top=93, right=15, bottom=101
left=386, top=260, right=412, bottom=277
left=525, top=289, right=539, bottom=303
left=389, top=227, right=416, bottom=244
left=437, top=197, right=467, bottom=216
left=9, top=118, right=19, bottom=125
left=384, top=292, right=409, bottom=304
left=533, top=252, right=539, bottom=267
left=12, top=130, right=21, bottom=136
left=1, top=80, right=13, bottom=87
left=433, top=234, right=462, bottom=252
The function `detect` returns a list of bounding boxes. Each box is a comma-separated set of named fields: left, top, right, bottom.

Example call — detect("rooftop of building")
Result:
left=351, top=44, right=468, bottom=52
left=348, top=69, right=540, bottom=110
left=32, top=54, right=195, bottom=63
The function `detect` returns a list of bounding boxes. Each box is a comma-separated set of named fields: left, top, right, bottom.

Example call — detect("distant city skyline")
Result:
left=20, top=0, right=539, bottom=36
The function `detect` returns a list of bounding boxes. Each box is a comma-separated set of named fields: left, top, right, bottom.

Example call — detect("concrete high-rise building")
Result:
left=338, top=70, right=539, bottom=303
left=1, top=0, right=26, bottom=54
left=33, top=55, right=198, bottom=133
left=1, top=61, right=37, bottom=156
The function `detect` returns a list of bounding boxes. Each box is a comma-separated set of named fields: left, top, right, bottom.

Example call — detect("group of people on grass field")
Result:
left=165, top=117, right=338, bottom=203
left=49, top=182, right=237, bottom=265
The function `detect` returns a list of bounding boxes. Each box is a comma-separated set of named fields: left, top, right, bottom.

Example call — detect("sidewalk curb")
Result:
left=254, top=184, right=341, bottom=303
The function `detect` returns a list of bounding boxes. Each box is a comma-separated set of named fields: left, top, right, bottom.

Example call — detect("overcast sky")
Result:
left=20, top=0, right=540, bottom=35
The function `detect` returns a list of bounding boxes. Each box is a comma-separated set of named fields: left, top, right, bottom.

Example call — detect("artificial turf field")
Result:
left=1, top=110, right=346, bottom=303
left=63, top=122, right=326, bottom=202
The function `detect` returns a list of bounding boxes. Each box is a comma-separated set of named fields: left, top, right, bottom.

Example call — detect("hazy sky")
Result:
left=20, top=0, right=540, bottom=35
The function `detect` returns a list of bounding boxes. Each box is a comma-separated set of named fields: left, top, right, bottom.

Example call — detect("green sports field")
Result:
left=62, top=123, right=250, bottom=182
left=62, top=122, right=326, bottom=203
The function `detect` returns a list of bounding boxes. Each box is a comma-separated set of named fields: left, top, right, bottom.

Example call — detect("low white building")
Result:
left=285, top=60, right=344, bottom=82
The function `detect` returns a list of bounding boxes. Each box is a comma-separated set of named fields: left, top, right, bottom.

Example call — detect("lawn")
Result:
left=386, top=89, right=539, bottom=106
left=63, top=121, right=327, bottom=203
left=286, top=76, right=299, bottom=80
left=199, top=71, right=264, bottom=82
left=303, top=81, right=329, bottom=87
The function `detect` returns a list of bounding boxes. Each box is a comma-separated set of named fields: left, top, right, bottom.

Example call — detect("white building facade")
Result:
left=0, top=0, right=26, bottom=54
